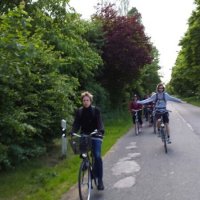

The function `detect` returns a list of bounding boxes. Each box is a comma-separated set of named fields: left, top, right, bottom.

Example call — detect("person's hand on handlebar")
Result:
left=69, top=131, right=74, bottom=137
left=97, top=130, right=104, bottom=136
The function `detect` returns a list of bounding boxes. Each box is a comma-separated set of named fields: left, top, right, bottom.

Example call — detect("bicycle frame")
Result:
left=132, top=109, right=141, bottom=135
left=152, top=111, right=157, bottom=134
left=147, top=107, right=153, bottom=126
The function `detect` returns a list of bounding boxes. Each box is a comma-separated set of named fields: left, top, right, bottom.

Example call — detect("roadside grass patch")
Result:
left=183, top=96, right=200, bottom=107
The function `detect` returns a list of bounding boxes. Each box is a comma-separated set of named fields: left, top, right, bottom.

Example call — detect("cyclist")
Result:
left=70, top=91, right=105, bottom=190
left=143, top=94, right=150, bottom=121
left=137, top=83, right=182, bottom=143
left=143, top=94, right=154, bottom=125
left=129, top=94, right=143, bottom=132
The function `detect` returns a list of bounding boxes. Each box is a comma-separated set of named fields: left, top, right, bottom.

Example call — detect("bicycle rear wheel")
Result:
left=91, top=154, right=97, bottom=188
left=78, top=160, right=92, bottom=200
left=148, top=113, right=151, bottom=126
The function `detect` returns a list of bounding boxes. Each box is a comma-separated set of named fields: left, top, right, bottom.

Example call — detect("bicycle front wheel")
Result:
left=161, top=129, right=167, bottom=153
left=78, top=160, right=92, bottom=200
left=153, top=116, right=156, bottom=134
left=135, top=121, right=139, bottom=135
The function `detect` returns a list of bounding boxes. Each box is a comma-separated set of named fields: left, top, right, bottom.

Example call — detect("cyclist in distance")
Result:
left=143, top=94, right=155, bottom=126
left=129, top=94, right=143, bottom=132
left=137, top=83, right=182, bottom=143
left=70, top=91, right=105, bottom=190
left=143, top=94, right=150, bottom=121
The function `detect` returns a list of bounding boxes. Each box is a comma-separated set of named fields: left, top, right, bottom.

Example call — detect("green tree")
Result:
left=0, top=4, right=78, bottom=169
left=139, top=46, right=161, bottom=95
left=169, top=0, right=200, bottom=97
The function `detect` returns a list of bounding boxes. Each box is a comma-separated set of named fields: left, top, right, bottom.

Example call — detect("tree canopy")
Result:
left=0, top=1, right=161, bottom=170
left=169, top=0, right=200, bottom=97
left=93, top=4, right=153, bottom=106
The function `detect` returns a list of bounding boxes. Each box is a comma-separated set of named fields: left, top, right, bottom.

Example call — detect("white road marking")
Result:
left=126, top=141, right=137, bottom=149
left=174, top=108, right=194, bottom=132
left=186, top=123, right=194, bottom=131
left=113, top=176, right=136, bottom=188
left=112, top=160, right=140, bottom=176
left=127, top=152, right=141, bottom=159
left=118, top=153, right=141, bottom=162
left=111, top=141, right=141, bottom=189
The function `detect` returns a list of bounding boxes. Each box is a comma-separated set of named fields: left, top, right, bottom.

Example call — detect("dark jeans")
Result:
left=132, top=111, right=143, bottom=125
left=92, top=139, right=103, bottom=182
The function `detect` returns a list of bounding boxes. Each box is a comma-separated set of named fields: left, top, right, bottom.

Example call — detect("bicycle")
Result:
left=155, top=110, right=170, bottom=153
left=152, top=110, right=157, bottom=134
left=132, top=109, right=142, bottom=135
left=69, top=130, right=100, bottom=200
left=146, top=107, right=153, bottom=126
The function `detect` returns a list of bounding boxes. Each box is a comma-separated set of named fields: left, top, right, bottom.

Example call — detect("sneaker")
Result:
left=97, top=180, right=104, bottom=190
left=139, top=128, right=142, bottom=133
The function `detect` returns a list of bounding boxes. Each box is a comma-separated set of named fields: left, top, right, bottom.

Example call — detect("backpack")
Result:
left=155, top=92, right=166, bottom=103
left=78, top=106, right=96, bottom=118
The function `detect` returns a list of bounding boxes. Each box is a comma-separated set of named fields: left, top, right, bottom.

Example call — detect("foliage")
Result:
left=182, top=96, right=200, bottom=106
left=169, top=1, right=200, bottom=97
left=128, top=46, right=161, bottom=98
left=0, top=0, right=102, bottom=169
left=27, top=0, right=103, bottom=88
left=0, top=0, right=31, bottom=14
left=93, top=5, right=153, bottom=107
left=0, top=0, right=161, bottom=170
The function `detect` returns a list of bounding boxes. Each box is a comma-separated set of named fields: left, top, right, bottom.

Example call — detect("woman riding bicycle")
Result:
left=137, top=83, right=183, bottom=143
left=129, top=94, right=143, bottom=133
left=70, top=91, right=105, bottom=190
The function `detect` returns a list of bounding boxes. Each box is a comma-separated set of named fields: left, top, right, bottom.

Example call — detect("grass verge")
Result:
left=183, top=96, right=200, bottom=107
left=0, top=110, right=132, bottom=200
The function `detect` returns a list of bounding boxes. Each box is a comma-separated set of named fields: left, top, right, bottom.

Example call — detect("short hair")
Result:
left=156, top=83, right=165, bottom=92
left=81, top=91, right=93, bottom=102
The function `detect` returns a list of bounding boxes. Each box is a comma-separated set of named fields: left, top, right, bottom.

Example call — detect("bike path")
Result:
left=63, top=126, right=146, bottom=200
left=63, top=102, right=200, bottom=200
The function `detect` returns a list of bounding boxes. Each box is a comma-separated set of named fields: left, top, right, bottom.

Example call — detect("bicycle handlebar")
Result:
left=71, top=129, right=102, bottom=138
left=131, top=109, right=142, bottom=112
left=154, top=109, right=172, bottom=113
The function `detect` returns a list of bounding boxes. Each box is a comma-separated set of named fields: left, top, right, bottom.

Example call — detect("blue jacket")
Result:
left=137, top=92, right=182, bottom=112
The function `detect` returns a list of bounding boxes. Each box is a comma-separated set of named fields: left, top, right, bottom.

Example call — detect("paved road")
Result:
left=63, top=102, right=200, bottom=200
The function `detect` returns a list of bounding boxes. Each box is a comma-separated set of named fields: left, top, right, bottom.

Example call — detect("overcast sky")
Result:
left=69, top=0, right=196, bottom=83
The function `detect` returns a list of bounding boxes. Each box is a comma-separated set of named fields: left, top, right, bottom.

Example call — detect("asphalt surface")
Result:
left=63, top=102, right=200, bottom=200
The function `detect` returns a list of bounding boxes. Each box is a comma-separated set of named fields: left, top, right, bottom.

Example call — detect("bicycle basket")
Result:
left=69, top=136, right=92, bottom=154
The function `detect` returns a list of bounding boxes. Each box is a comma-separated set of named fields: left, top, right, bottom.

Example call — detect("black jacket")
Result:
left=71, top=105, right=104, bottom=139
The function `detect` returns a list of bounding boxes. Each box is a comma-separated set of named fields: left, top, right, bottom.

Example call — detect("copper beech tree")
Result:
left=94, top=5, right=153, bottom=107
